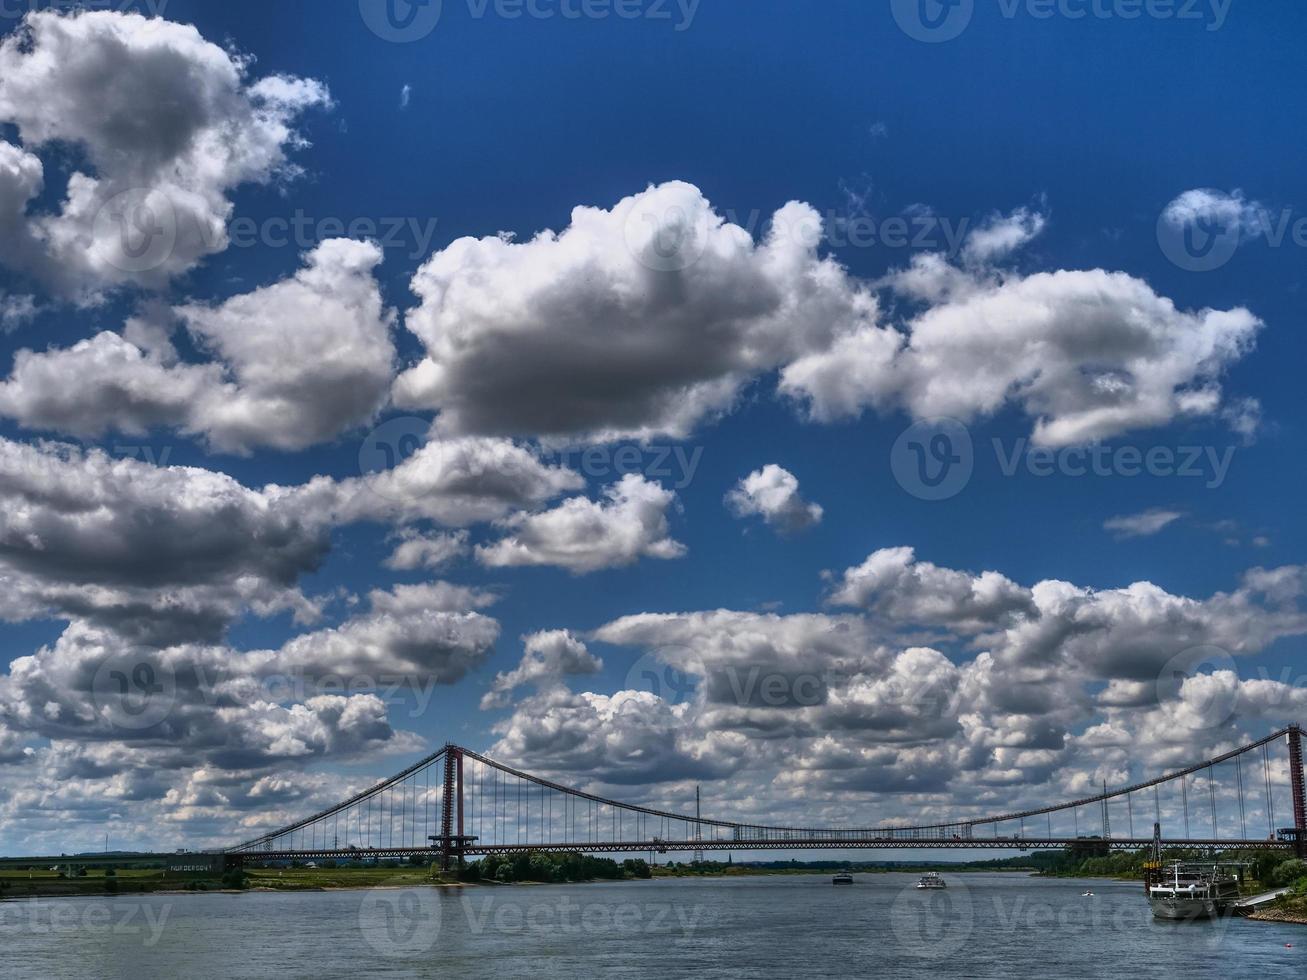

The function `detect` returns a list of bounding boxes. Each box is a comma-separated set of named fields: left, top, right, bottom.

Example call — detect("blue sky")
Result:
left=0, top=0, right=1304, bottom=855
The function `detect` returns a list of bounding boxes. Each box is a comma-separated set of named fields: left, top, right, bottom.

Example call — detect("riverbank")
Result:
left=0, top=866, right=467, bottom=900
left=2, top=864, right=1028, bottom=900
left=1249, top=899, right=1307, bottom=926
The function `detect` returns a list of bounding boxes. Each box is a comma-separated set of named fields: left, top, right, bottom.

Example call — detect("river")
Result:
left=4, top=872, right=1302, bottom=978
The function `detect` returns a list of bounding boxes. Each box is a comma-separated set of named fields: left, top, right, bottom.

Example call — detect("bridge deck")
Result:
left=234, top=837, right=1292, bottom=861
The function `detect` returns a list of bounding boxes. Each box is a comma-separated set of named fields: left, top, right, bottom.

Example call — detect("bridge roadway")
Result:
left=238, top=836, right=1293, bottom=863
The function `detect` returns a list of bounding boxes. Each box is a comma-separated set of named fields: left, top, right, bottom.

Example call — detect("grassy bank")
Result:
left=0, top=868, right=221, bottom=899
left=0, top=866, right=471, bottom=899
left=0, top=853, right=646, bottom=899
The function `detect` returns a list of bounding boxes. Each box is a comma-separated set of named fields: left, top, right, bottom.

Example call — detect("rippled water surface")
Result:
left=6, top=873, right=1304, bottom=979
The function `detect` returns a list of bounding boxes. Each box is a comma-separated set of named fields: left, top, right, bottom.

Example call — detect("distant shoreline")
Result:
left=0, top=865, right=1046, bottom=901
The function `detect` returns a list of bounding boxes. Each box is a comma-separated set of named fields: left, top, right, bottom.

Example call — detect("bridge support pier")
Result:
left=1290, top=725, right=1306, bottom=858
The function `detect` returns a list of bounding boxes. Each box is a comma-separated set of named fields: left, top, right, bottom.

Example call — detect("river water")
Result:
left=5, top=872, right=1303, bottom=978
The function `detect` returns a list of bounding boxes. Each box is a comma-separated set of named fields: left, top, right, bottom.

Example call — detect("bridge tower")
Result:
left=694, top=786, right=703, bottom=864
left=430, top=745, right=477, bottom=872
left=1101, top=781, right=1110, bottom=841
left=1290, top=724, right=1306, bottom=858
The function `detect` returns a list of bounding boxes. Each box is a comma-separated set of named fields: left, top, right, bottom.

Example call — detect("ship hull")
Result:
left=1149, top=897, right=1229, bottom=921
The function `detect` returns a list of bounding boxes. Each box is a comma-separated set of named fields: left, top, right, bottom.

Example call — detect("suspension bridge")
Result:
left=221, top=725, right=1307, bottom=871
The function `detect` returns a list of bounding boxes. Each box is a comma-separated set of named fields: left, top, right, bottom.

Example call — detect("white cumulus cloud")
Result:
left=725, top=464, right=823, bottom=534
left=476, top=474, right=686, bottom=573
left=0, top=10, right=331, bottom=300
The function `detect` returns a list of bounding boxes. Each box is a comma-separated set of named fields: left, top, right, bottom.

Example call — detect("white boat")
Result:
left=916, top=872, right=947, bottom=890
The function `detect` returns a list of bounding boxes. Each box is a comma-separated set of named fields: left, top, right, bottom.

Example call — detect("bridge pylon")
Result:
left=429, top=745, right=477, bottom=872
left=1289, top=724, right=1306, bottom=858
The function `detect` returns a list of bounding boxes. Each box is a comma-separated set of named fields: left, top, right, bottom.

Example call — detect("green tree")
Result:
left=1272, top=859, right=1307, bottom=887
left=623, top=859, right=652, bottom=879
